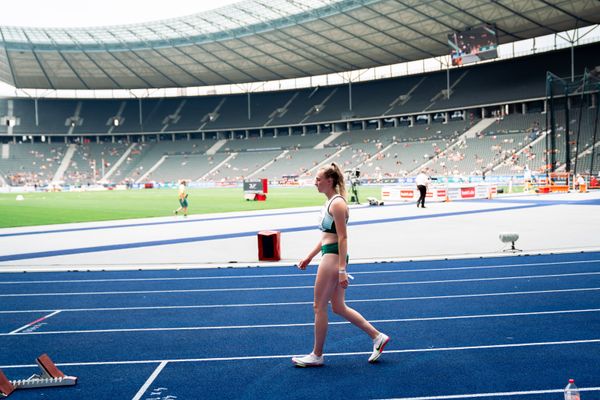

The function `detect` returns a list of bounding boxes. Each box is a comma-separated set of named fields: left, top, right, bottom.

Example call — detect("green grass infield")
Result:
left=0, top=186, right=383, bottom=228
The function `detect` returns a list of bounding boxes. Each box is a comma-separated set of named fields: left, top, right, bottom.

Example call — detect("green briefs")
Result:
left=321, top=243, right=349, bottom=262
left=179, top=198, right=188, bottom=207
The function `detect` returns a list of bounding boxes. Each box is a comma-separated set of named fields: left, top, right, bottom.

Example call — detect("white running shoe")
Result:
left=368, top=333, right=390, bottom=363
left=292, top=352, right=324, bottom=367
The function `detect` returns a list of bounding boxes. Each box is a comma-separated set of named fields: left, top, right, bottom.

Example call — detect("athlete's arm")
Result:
left=330, top=198, right=349, bottom=287
left=298, top=241, right=322, bottom=270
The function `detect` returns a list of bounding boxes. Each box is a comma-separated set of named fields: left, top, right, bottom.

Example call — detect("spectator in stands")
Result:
left=415, top=169, right=430, bottom=208
left=174, top=180, right=189, bottom=217
left=292, top=162, right=389, bottom=367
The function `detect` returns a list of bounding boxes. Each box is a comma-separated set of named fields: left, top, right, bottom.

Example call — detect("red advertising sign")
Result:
left=400, top=190, right=414, bottom=199
left=461, top=187, right=476, bottom=198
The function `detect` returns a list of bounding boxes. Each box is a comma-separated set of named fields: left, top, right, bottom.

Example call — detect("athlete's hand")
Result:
left=339, top=272, right=349, bottom=288
left=297, top=258, right=311, bottom=270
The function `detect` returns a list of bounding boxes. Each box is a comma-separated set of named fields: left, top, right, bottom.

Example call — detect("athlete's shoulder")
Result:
left=329, top=195, right=347, bottom=211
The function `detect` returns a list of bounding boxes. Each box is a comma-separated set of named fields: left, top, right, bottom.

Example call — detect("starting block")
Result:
left=0, top=354, right=77, bottom=398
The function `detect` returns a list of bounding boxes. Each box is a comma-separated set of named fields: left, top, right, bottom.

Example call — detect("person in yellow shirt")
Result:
left=174, top=180, right=189, bottom=217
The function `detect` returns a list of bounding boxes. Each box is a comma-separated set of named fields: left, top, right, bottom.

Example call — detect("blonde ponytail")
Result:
left=322, top=162, right=347, bottom=198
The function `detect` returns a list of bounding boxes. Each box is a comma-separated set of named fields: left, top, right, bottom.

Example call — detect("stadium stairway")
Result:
left=306, top=146, right=348, bottom=176
left=101, top=143, right=137, bottom=183
left=199, top=153, right=237, bottom=181
left=355, top=142, right=397, bottom=171
left=206, top=139, right=227, bottom=155
left=411, top=117, right=497, bottom=174
left=490, top=130, right=548, bottom=175
left=136, top=154, right=167, bottom=184
left=51, top=144, right=77, bottom=185
left=314, top=131, right=343, bottom=149
left=245, top=150, right=289, bottom=180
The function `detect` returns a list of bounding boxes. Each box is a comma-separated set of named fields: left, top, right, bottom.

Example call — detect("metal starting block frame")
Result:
left=0, top=354, right=77, bottom=398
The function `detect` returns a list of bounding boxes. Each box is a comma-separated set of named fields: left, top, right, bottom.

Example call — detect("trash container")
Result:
left=258, top=230, right=281, bottom=261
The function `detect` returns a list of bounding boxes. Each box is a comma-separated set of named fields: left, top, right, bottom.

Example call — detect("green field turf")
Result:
left=0, top=186, right=383, bottom=228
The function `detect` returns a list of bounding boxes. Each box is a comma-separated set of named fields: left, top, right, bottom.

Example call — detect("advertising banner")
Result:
left=382, top=184, right=496, bottom=202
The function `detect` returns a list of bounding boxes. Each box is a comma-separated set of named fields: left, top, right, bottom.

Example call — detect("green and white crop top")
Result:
left=319, top=195, right=348, bottom=234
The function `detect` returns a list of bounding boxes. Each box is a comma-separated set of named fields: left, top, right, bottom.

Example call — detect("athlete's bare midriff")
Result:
left=321, top=231, right=338, bottom=246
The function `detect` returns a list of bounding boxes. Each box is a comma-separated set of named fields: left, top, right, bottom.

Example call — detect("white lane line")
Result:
left=8, top=310, right=62, bottom=334
left=2, top=338, right=600, bottom=369
left=0, top=258, right=598, bottom=285
left=131, top=361, right=168, bottom=400
left=372, top=387, right=600, bottom=400
left=1, top=271, right=600, bottom=298
left=1, top=287, right=600, bottom=315
left=2, top=308, right=599, bottom=336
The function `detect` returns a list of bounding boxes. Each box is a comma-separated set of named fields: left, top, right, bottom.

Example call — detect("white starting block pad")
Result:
left=0, top=354, right=77, bottom=398
left=381, top=183, right=497, bottom=203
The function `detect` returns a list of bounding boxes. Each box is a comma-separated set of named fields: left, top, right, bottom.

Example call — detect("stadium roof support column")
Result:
left=139, top=98, right=143, bottom=131
left=446, top=64, right=450, bottom=100
left=247, top=92, right=251, bottom=121
left=34, top=99, right=39, bottom=126
left=571, top=44, right=575, bottom=82
left=557, top=29, right=581, bottom=82
left=348, top=80, right=352, bottom=112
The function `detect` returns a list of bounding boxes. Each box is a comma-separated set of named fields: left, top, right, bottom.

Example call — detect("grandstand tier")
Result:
left=1, top=43, right=599, bottom=185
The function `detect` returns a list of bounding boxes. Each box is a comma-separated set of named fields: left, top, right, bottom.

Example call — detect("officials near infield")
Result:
left=415, top=170, right=431, bottom=208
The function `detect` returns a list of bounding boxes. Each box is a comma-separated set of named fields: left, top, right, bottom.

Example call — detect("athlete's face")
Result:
left=315, top=170, right=332, bottom=193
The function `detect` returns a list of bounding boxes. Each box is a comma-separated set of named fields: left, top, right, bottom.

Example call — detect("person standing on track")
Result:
left=174, top=179, right=189, bottom=217
left=292, top=162, right=390, bottom=367
left=415, top=169, right=430, bottom=208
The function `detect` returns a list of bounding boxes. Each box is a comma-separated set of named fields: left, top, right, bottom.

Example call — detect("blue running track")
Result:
left=1, top=252, right=600, bottom=399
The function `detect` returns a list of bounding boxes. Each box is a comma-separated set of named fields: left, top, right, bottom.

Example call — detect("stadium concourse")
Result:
left=0, top=190, right=599, bottom=271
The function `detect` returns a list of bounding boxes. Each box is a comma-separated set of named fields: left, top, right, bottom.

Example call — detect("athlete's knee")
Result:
left=313, top=302, right=328, bottom=315
left=331, top=302, right=347, bottom=316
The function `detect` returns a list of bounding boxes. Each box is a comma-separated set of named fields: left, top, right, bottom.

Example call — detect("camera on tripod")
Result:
left=345, top=168, right=361, bottom=204
left=345, top=168, right=361, bottom=180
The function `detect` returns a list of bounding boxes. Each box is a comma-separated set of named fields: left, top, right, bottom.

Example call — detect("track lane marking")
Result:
left=0, top=258, right=598, bottom=285
left=8, top=310, right=61, bottom=334
left=131, top=361, right=168, bottom=400
left=372, top=387, right=600, bottom=400
left=2, top=338, right=600, bottom=369
left=1, top=271, right=600, bottom=297
left=2, top=308, right=599, bottom=336
left=1, top=287, right=600, bottom=314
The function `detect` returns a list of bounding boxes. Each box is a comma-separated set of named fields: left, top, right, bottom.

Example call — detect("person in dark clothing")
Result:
left=415, top=170, right=430, bottom=208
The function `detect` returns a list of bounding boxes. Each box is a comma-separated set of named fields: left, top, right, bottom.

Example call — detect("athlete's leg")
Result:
left=330, top=276, right=379, bottom=339
left=311, top=254, right=340, bottom=356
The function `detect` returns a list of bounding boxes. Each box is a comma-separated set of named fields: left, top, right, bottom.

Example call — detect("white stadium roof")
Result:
left=1, top=0, right=599, bottom=90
